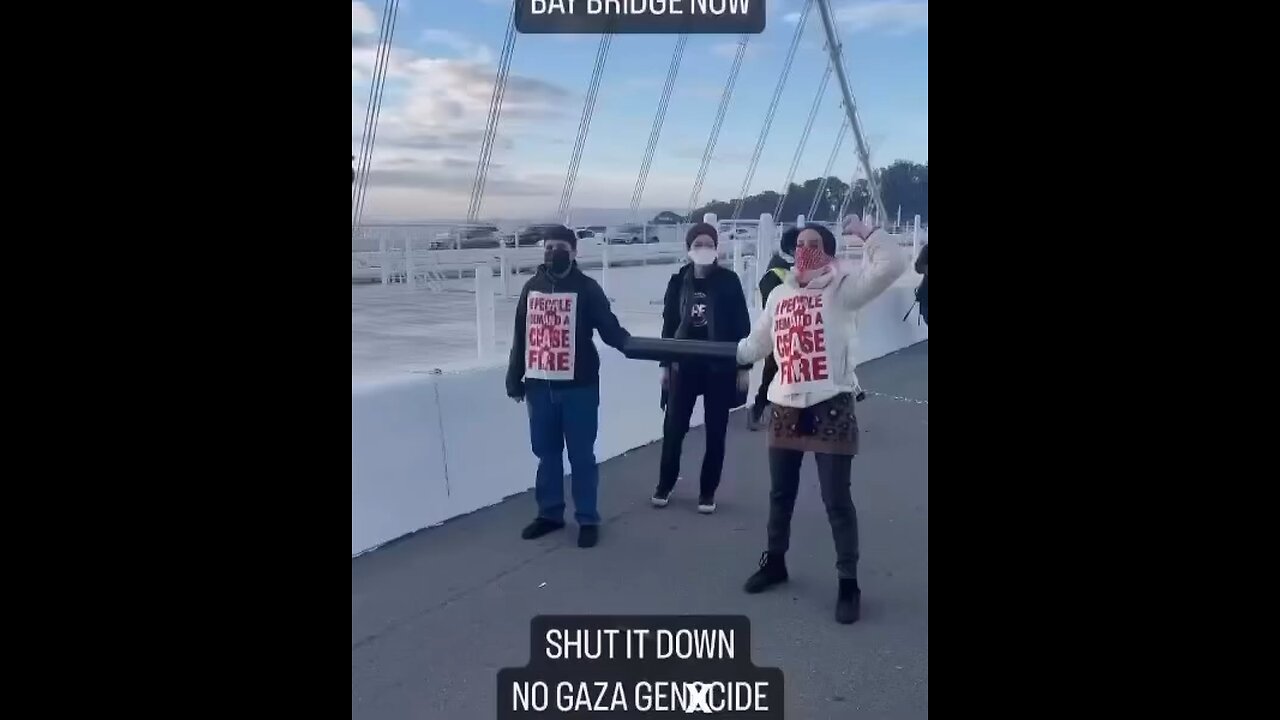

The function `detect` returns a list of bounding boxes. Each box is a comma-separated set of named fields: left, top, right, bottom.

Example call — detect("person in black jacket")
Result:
left=747, top=226, right=798, bottom=430
left=651, top=223, right=752, bottom=514
left=506, top=225, right=631, bottom=548
left=914, top=242, right=928, bottom=325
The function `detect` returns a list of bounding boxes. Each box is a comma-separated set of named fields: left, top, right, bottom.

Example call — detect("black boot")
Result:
left=835, top=579, right=861, bottom=624
left=521, top=518, right=565, bottom=540
left=743, top=552, right=788, bottom=593
left=578, top=525, right=599, bottom=548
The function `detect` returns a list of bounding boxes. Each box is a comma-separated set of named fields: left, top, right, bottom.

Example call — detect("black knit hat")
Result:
left=685, top=222, right=718, bottom=249
left=544, top=224, right=578, bottom=249
left=802, top=223, right=838, bottom=256
left=779, top=226, right=799, bottom=256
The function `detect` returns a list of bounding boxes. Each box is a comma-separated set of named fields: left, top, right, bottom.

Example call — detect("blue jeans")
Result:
left=526, top=382, right=601, bottom=526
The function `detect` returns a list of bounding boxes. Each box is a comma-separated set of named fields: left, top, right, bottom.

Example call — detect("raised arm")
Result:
left=837, top=229, right=909, bottom=312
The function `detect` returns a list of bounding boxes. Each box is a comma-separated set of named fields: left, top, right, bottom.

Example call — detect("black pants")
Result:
left=658, top=363, right=733, bottom=499
left=752, top=354, right=778, bottom=410
left=766, top=449, right=859, bottom=579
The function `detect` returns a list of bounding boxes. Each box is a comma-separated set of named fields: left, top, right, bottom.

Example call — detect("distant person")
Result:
left=735, top=219, right=907, bottom=624
left=747, top=226, right=797, bottom=430
left=506, top=225, right=631, bottom=548
left=914, top=241, right=928, bottom=325
left=652, top=223, right=752, bottom=514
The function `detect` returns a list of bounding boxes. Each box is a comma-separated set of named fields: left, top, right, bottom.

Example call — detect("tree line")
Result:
left=653, top=160, right=928, bottom=226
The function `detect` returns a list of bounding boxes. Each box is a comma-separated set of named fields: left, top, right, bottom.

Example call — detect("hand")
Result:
left=508, top=381, right=525, bottom=403
left=736, top=369, right=750, bottom=393
left=843, top=214, right=874, bottom=240
left=660, top=367, right=670, bottom=390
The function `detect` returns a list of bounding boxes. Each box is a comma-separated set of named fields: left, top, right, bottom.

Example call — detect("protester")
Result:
left=914, top=241, right=928, bottom=325
left=735, top=219, right=907, bottom=623
left=506, top=225, right=631, bottom=548
left=747, top=226, right=798, bottom=431
left=652, top=223, right=752, bottom=513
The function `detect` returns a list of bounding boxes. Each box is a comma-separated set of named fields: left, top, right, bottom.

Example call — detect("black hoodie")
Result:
left=506, top=263, right=630, bottom=397
left=660, top=262, right=752, bottom=371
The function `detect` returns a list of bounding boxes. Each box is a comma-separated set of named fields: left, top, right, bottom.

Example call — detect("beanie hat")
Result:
left=779, top=226, right=799, bottom=256
left=545, top=224, right=578, bottom=249
left=684, top=222, right=718, bottom=249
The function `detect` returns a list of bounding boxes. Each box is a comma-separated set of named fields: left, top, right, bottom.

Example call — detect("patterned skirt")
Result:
left=767, top=392, right=859, bottom=455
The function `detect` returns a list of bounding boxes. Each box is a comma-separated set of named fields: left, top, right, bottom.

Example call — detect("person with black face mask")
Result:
left=747, top=226, right=798, bottom=430
left=506, top=225, right=631, bottom=548
left=651, top=223, right=752, bottom=514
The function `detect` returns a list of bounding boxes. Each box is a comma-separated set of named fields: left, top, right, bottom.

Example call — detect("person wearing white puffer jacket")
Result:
left=735, top=219, right=907, bottom=624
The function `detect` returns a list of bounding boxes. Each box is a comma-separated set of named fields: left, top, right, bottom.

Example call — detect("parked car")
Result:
left=428, top=224, right=502, bottom=250
left=603, top=223, right=659, bottom=245
left=507, top=224, right=566, bottom=248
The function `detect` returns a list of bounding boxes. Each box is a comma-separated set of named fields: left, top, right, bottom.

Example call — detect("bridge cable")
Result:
left=731, top=0, right=812, bottom=221
left=773, top=59, right=831, bottom=220
left=687, top=33, right=750, bottom=219
left=808, top=115, right=848, bottom=220
left=466, top=2, right=518, bottom=223
left=629, top=34, right=688, bottom=220
left=835, top=161, right=861, bottom=221
left=558, top=32, right=614, bottom=222
left=352, top=0, right=400, bottom=241
left=351, top=0, right=393, bottom=214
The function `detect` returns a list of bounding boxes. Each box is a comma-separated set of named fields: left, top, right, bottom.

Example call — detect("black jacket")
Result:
left=660, top=263, right=752, bottom=371
left=758, top=252, right=793, bottom=309
left=914, top=243, right=928, bottom=304
left=506, top=263, right=630, bottom=397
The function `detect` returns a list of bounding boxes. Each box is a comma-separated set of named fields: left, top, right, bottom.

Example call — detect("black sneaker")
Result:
left=521, top=518, right=565, bottom=540
left=697, top=497, right=717, bottom=514
left=651, top=488, right=671, bottom=507
left=836, top=578, right=862, bottom=624
left=743, top=551, right=788, bottom=593
left=578, top=525, right=599, bottom=548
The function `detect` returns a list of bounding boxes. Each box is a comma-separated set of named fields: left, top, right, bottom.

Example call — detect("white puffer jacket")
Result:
left=737, top=230, right=908, bottom=409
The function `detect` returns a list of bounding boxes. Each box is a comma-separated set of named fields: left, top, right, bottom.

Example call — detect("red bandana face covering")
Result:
left=794, top=245, right=834, bottom=284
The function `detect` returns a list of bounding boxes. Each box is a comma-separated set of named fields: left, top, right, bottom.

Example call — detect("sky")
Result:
left=352, top=0, right=928, bottom=222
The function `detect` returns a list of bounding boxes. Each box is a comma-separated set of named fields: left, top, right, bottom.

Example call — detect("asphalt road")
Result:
left=353, top=341, right=928, bottom=719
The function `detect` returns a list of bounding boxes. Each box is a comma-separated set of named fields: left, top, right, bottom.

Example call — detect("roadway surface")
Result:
left=352, top=341, right=928, bottom=719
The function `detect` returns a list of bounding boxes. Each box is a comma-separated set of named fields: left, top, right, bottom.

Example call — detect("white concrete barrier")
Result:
left=351, top=277, right=927, bottom=556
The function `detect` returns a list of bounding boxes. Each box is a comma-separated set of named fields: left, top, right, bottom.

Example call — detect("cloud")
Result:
left=352, top=3, right=574, bottom=216
left=421, top=28, right=495, bottom=64
left=352, top=1, right=377, bottom=35
left=786, top=1, right=928, bottom=34
left=709, top=40, right=760, bottom=60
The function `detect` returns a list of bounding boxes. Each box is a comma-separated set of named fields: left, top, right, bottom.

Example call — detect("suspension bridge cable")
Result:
left=687, top=33, right=750, bottom=219
left=353, top=0, right=397, bottom=227
left=732, top=0, right=812, bottom=221
left=808, top=115, right=848, bottom=220
left=835, top=162, right=860, bottom=221
left=352, top=0, right=393, bottom=212
left=773, top=60, right=831, bottom=220
left=473, top=17, right=516, bottom=220
left=558, top=32, right=613, bottom=221
left=814, top=0, right=888, bottom=223
left=352, top=0, right=400, bottom=239
left=466, top=2, right=518, bottom=222
left=629, top=34, right=688, bottom=220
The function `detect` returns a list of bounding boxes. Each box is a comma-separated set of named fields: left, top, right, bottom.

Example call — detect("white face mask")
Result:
left=688, top=247, right=717, bottom=266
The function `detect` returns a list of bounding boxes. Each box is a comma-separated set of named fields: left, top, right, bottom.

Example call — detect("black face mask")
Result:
left=544, top=248, right=572, bottom=274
